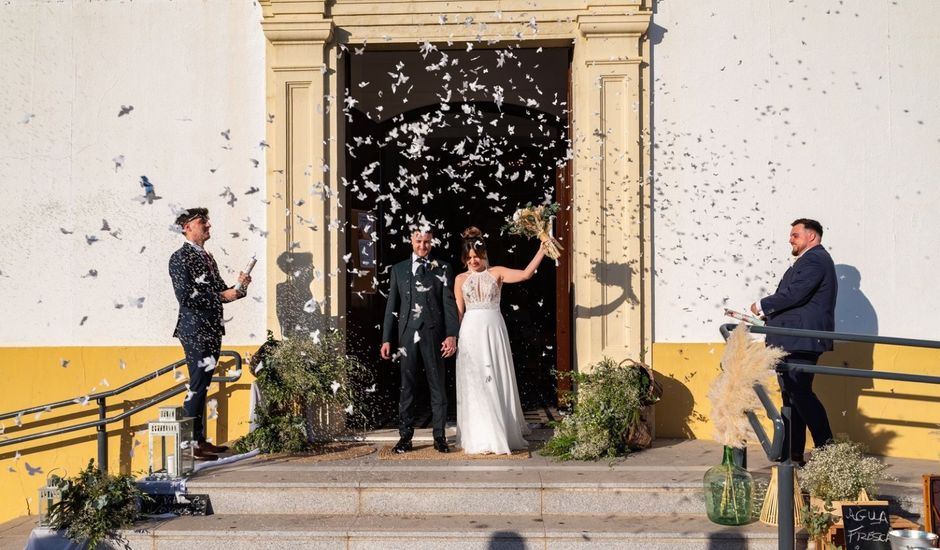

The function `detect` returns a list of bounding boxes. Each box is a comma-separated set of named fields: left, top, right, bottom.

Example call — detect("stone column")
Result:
left=571, top=11, right=652, bottom=370
left=261, top=1, right=345, bottom=339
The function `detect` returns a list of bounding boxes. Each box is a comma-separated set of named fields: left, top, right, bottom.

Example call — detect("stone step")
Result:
left=187, top=466, right=709, bottom=516
left=122, top=513, right=794, bottom=550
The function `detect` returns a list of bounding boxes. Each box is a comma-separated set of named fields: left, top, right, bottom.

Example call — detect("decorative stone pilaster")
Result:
left=261, top=1, right=344, bottom=337
left=571, top=11, right=652, bottom=369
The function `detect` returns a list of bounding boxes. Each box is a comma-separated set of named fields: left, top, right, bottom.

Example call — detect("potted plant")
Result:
left=46, top=459, right=149, bottom=549
left=233, top=329, right=368, bottom=454
left=800, top=502, right=841, bottom=550
left=801, top=439, right=891, bottom=523
left=542, top=357, right=661, bottom=461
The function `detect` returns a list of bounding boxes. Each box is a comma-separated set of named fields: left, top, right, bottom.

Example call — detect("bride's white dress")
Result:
left=456, top=269, right=530, bottom=454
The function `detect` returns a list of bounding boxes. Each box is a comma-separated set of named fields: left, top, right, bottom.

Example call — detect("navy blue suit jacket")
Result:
left=381, top=257, right=459, bottom=347
left=169, top=243, right=230, bottom=340
left=760, top=244, right=837, bottom=353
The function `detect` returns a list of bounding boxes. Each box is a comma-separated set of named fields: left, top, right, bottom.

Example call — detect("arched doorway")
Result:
left=342, top=46, right=571, bottom=428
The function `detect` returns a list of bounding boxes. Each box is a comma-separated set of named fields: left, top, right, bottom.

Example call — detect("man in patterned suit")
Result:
left=169, top=207, right=251, bottom=460
left=752, top=218, right=836, bottom=465
left=380, top=229, right=459, bottom=454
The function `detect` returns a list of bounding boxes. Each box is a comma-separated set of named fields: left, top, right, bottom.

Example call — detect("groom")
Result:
left=380, top=228, right=459, bottom=453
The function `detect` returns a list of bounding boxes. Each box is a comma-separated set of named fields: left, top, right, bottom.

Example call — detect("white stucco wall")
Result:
left=0, top=1, right=266, bottom=346
left=652, top=0, right=940, bottom=342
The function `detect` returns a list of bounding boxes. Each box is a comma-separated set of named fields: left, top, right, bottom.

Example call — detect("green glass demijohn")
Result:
left=703, top=446, right=755, bottom=525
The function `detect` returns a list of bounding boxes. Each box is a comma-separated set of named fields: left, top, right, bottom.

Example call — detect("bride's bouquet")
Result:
left=503, top=202, right=564, bottom=260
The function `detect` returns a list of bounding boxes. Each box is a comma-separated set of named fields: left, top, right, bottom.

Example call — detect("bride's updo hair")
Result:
left=460, top=226, right=488, bottom=265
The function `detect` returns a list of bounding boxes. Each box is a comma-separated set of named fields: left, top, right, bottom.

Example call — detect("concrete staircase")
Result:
left=120, top=437, right=805, bottom=550
left=3, top=437, right=927, bottom=549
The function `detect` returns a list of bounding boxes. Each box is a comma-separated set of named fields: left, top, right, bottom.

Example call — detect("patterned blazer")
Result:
left=169, top=243, right=230, bottom=340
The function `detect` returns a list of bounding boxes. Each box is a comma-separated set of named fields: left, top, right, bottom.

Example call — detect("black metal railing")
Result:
left=719, top=323, right=940, bottom=550
left=0, top=350, right=243, bottom=472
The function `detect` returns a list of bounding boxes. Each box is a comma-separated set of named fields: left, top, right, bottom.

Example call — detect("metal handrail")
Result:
left=719, top=323, right=940, bottom=550
left=0, top=350, right=243, bottom=472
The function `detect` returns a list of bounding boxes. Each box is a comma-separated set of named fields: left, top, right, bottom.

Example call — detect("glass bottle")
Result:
left=703, top=445, right=755, bottom=525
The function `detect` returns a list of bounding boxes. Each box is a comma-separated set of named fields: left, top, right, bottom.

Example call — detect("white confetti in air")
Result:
left=330, top=381, right=341, bottom=394
left=119, top=359, right=127, bottom=370
left=14, top=412, right=23, bottom=427
left=199, top=356, right=217, bottom=372
left=365, top=384, right=377, bottom=393
left=413, top=332, right=421, bottom=344
left=412, top=303, right=423, bottom=319
left=344, top=404, right=354, bottom=414
left=207, top=399, right=219, bottom=420
left=303, top=298, right=320, bottom=313
left=511, top=304, right=520, bottom=311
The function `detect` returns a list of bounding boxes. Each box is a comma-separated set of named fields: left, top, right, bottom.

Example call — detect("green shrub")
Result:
left=47, top=459, right=148, bottom=548
left=542, top=357, right=660, bottom=461
left=232, top=330, right=369, bottom=454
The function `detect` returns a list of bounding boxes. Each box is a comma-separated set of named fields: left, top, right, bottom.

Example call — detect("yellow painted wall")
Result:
left=0, top=346, right=256, bottom=526
left=653, top=342, right=940, bottom=461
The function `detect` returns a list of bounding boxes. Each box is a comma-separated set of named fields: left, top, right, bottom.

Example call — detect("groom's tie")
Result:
left=416, top=257, right=429, bottom=278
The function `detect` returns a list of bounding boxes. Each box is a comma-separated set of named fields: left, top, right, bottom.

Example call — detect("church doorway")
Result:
left=342, top=46, right=571, bottom=429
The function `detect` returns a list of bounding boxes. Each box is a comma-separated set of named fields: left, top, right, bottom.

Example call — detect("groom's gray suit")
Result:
left=382, top=255, right=459, bottom=439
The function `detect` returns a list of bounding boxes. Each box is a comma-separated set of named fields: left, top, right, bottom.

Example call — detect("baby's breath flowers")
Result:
left=801, top=439, right=892, bottom=505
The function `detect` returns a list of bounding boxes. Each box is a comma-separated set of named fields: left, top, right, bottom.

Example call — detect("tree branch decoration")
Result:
left=708, top=324, right=786, bottom=447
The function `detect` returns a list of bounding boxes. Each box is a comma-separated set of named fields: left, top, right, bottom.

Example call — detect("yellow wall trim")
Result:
left=653, top=342, right=940, bottom=461
left=0, top=345, right=256, bottom=525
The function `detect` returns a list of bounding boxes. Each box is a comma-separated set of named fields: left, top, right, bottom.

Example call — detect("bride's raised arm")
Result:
left=454, top=272, right=467, bottom=321
left=491, top=245, right=547, bottom=284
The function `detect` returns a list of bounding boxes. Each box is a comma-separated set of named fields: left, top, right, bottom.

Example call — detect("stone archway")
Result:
left=259, top=0, right=652, bottom=371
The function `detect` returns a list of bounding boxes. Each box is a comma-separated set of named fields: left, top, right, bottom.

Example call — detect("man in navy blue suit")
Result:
left=751, top=218, right=836, bottom=465
left=169, top=207, right=251, bottom=460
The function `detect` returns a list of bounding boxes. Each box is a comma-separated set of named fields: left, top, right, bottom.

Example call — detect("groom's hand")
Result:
left=380, top=342, right=391, bottom=360
left=441, top=336, right=457, bottom=358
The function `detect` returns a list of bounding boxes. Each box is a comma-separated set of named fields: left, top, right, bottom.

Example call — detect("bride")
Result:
left=454, top=227, right=547, bottom=454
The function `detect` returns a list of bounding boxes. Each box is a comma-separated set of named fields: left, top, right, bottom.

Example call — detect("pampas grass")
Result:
left=709, top=324, right=786, bottom=447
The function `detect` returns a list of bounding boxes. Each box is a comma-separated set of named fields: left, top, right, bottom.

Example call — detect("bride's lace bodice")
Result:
left=462, top=269, right=501, bottom=310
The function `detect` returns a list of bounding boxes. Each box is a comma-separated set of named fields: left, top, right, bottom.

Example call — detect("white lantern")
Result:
left=148, top=406, right=195, bottom=479
left=37, top=483, right=62, bottom=527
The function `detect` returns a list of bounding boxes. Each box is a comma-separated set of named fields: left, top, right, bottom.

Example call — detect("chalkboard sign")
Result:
left=841, top=504, right=891, bottom=550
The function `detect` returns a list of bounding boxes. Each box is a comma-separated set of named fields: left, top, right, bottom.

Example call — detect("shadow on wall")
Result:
left=654, top=372, right=699, bottom=439
left=276, top=252, right=328, bottom=337
left=834, top=264, right=878, bottom=336
left=573, top=260, right=639, bottom=319
left=816, top=264, right=895, bottom=453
